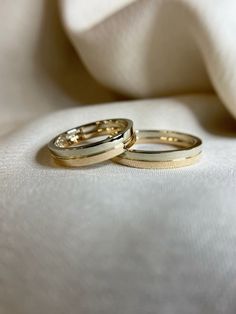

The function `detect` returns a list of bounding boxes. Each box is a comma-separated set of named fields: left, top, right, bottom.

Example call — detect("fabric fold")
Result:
left=60, top=0, right=236, bottom=117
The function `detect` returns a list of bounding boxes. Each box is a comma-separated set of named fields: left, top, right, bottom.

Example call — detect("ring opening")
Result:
left=132, top=130, right=198, bottom=151
left=54, top=119, right=129, bottom=148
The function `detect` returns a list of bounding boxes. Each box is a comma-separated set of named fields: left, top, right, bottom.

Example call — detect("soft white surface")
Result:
left=61, top=0, right=236, bottom=117
left=1, top=1, right=236, bottom=314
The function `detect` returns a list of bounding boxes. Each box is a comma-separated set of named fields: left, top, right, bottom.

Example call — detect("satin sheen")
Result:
left=1, top=1, right=236, bottom=314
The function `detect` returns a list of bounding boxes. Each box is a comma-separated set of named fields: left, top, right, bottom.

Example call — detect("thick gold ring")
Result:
left=48, top=118, right=135, bottom=167
left=112, top=130, right=202, bottom=169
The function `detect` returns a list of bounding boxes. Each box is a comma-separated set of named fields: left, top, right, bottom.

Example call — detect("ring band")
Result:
left=48, top=118, right=135, bottom=167
left=112, top=130, right=202, bottom=169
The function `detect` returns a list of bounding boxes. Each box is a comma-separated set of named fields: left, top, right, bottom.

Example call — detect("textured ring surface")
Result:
left=112, top=130, right=202, bottom=169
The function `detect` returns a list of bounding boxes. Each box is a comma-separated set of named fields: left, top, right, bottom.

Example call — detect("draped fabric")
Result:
left=1, top=1, right=236, bottom=313
left=61, top=0, right=236, bottom=117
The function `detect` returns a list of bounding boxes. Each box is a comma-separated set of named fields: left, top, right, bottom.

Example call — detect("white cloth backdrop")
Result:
left=1, top=1, right=236, bottom=313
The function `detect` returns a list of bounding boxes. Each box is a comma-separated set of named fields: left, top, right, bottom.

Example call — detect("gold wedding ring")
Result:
left=112, top=130, right=202, bottom=169
left=48, top=119, right=135, bottom=167
left=48, top=119, right=202, bottom=169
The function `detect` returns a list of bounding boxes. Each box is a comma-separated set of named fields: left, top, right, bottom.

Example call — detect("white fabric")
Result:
left=61, top=0, right=236, bottom=117
left=1, top=1, right=236, bottom=314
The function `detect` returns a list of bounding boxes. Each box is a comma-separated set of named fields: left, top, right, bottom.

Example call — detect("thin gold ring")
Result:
left=48, top=118, right=135, bottom=167
left=112, top=130, right=202, bottom=169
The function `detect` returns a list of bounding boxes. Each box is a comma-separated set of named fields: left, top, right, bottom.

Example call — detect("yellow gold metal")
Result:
left=112, top=130, right=202, bottom=169
left=48, top=119, right=135, bottom=167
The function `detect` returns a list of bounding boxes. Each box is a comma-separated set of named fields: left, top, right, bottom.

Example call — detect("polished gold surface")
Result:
left=112, top=130, right=202, bottom=169
left=48, top=119, right=135, bottom=167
